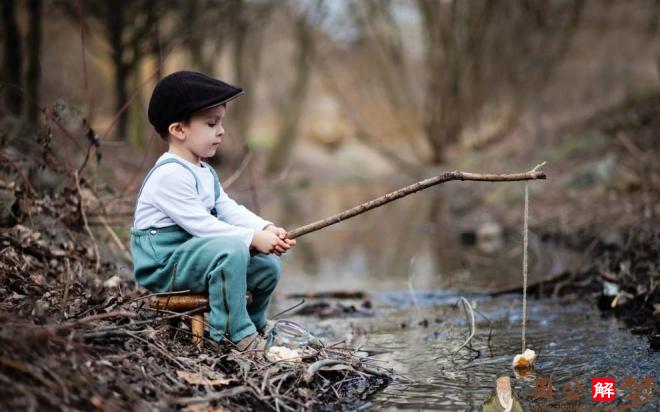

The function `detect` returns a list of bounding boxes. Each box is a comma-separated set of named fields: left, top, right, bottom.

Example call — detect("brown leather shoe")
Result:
left=233, top=333, right=266, bottom=352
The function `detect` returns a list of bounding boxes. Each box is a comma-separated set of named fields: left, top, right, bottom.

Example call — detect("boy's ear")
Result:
left=168, top=122, right=186, bottom=142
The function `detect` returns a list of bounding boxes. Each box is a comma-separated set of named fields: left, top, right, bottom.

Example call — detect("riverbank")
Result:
left=0, top=209, right=391, bottom=410
left=0, top=140, right=392, bottom=411
left=452, top=92, right=659, bottom=349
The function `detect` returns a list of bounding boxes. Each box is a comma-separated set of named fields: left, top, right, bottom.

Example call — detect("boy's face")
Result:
left=171, top=104, right=226, bottom=161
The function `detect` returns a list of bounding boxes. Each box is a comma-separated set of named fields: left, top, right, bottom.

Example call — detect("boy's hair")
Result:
left=157, top=103, right=226, bottom=141
left=158, top=114, right=191, bottom=140
left=147, top=71, right=243, bottom=140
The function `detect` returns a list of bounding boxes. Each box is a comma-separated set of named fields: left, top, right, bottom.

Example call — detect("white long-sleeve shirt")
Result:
left=133, top=152, right=272, bottom=247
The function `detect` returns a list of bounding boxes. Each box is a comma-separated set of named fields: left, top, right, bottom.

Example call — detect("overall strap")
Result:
left=201, top=162, right=221, bottom=217
left=202, top=161, right=222, bottom=201
left=136, top=158, right=201, bottom=201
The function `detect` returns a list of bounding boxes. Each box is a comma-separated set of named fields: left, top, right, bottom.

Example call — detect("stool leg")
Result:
left=191, top=313, right=204, bottom=346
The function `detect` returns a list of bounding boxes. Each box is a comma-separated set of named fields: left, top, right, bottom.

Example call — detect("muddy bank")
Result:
left=527, top=94, right=659, bottom=348
left=465, top=93, right=660, bottom=349
left=496, top=222, right=659, bottom=349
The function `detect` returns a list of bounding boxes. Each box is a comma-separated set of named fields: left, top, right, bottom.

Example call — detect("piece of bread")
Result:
left=512, top=348, right=536, bottom=369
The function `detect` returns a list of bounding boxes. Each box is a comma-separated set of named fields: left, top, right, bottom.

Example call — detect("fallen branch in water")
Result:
left=304, top=359, right=392, bottom=384
left=453, top=297, right=476, bottom=355
left=286, top=290, right=366, bottom=300
left=287, top=167, right=546, bottom=239
left=305, top=359, right=350, bottom=383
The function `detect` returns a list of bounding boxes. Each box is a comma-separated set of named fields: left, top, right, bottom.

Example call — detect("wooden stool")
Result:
left=150, top=291, right=254, bottom=345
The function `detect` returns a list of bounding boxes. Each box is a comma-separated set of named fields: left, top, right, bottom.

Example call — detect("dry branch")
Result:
left=287, top=168, right=546, bottom=240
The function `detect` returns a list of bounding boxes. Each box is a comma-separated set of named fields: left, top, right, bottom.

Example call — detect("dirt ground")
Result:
left=0, top=202, right=390, bottom=410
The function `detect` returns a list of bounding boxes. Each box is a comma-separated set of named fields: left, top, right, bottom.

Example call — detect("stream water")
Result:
left=282, top=295, right=658, bottom=410
left=258, top=181, right=658, bottom=410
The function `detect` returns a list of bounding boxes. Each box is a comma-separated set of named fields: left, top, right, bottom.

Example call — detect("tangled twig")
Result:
left=73, top=170, right=100, bottom=273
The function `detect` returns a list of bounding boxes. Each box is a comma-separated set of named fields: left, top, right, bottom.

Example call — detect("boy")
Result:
left=131, top=71, right=295, bottom=351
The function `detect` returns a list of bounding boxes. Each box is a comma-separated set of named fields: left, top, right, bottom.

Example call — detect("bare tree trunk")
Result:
left=225, top=0, right=274, bottom=213
left=55, top=0, right=160, bottom=140
left=186, top=0, right=215, bottom=75
left=418, top=0, right=462, bottom=164
left=1, top=0, right=23, bottom=116
left=230, top=1, right=273, bottom=143
left=26, top=0, right=42, bottom=123
left=231, top=0, right=255, bottom=144
left=108, top=6, right=129, bottom=139
left=416, top=0, right=581, bottom=164
left=267, top=14, right=316, bottom=175
left=352, top=0, right=427, bottom=163
left=650, top=0, right=660, bottom=76
left=150, top=12, right=163, bottom=80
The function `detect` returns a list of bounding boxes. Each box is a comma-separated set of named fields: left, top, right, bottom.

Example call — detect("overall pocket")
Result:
left=130, top=234, right=163, bottom=279
left=147, top=227, right=192, bottom=266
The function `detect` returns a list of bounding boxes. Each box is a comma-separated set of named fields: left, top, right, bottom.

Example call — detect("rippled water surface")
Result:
left=261, top=182, right=658, bottom=410
left=274, top=293, right=658, bottom=410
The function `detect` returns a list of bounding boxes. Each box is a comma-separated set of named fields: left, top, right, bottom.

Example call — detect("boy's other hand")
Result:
left=252, top=229, right=295, bottom=256
left=264, top=225, right=296, bottom=255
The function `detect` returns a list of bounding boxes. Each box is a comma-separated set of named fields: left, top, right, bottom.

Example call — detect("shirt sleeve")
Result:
left=215, top=185, right=273, bottom=231
left=145, top=165, right=256, bottom=247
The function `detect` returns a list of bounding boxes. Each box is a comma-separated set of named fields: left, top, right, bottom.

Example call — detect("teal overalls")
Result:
left=130, top=158, right=281, bottom=343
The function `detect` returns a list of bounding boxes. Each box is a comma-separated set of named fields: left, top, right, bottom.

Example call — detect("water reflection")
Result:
left=261, top=182, right=575, bottom=294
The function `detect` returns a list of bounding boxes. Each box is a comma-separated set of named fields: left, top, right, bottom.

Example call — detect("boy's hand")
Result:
left=265, top=225, right=296, bottom=254
left=265, top=224, right=287, bottom=238
left=252, top=227, right=296, bottom=256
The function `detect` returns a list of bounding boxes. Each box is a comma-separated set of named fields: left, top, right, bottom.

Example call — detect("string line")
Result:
left=522, top=182, right=529, bottom=353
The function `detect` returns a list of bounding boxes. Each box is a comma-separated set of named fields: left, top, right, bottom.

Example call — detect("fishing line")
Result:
left=522, top=182, right=529, bottom=353
left=522, top=161, right=545, bottom=353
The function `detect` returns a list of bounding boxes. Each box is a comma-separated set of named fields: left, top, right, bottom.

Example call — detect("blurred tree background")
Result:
left=1, top=0, right=658, bottom=208
left=2, top=4, right=660, bottom=408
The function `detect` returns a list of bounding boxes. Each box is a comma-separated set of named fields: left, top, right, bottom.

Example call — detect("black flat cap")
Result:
left=148, top=71, right=244, bottom=136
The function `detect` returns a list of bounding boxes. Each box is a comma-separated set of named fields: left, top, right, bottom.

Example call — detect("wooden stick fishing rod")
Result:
left=285, top=168, right=546, bottom=240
